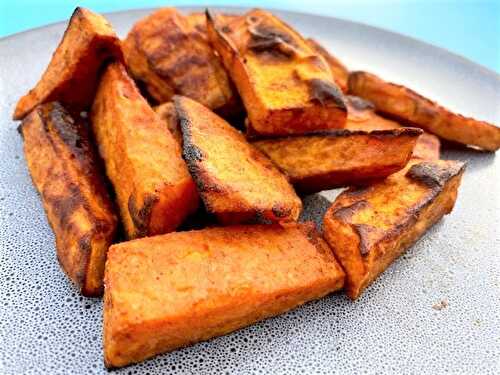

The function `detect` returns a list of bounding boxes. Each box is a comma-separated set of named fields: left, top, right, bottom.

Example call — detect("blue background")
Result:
left=1, top=0, right=499, bottom=73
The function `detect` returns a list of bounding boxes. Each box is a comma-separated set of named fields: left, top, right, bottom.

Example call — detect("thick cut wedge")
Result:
left=174, top=95, right=302, bottom=224
left=123, top=8, right=239, bottom=115
left=253, top=127, right=421, bottom=193
left=306, top=38, right=349, bottom=93
left=91, top=63, right=198, bottom=238
left=346, top=96, right=440, bottom=160
left=103, top=223, right=345, bottom=367
left=206, top=9, right=347, bottom=136
left=323, top=159, right=465, bottom=299
left=348, top=71, right=500, bottom=151
left=20, top=102, right=117, bottom=296
left=13, top=7, right=123, bottom=120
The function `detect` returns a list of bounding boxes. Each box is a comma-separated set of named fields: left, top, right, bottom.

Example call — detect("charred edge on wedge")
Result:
left=309, top=79, right=347, bottom=109
left=128, top=194, right=158, bottom=238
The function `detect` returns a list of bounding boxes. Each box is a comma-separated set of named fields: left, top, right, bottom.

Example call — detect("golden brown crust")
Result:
left=90, top=63, right=198, bottom=238
left=13, top=7, right=123, bottom=120
left=253, top=128, right=421, bottom=193
left=348, top=71, right=500, bottom=151
left=206, top=9, right=347, bottom=136
left=174, top=95, right=302, bottom=224
left=122, top=8, right=239, bottom=115
left=306, top=38, right=349, bottom=93
left=323, top=159, right=465, bottom=299
left=20, top=102, right=117, bottom=296
left=346, top=95, right=441, bottom=160
left=103, top=222, right=345, bottom=367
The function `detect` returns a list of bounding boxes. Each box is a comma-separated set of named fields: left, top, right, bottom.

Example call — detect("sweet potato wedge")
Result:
left=206, top=9, right=347, bottom=136
left=154, top=102, right=181, bottom=145
left=13, top=7, right=123, bottom=120
left=323, top=159, right=465, bottom=299
left=103, top=223, right=345, bottom=367
left=174, top=95, right=302, bottom=224
left=306, top=38, right=349, bottom=93
left=348, top=71, right=500, bottom=151
left=91, top=63, right=198, bottom=238
left=346, top=96, right=440, bottom=160
left=20, top=102, right=117, bottom=296
left=122, top=8, right=239, bottom=115
left=253, top=127, right=421, bottom=193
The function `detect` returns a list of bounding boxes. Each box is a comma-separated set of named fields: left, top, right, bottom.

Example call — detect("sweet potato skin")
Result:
left=253, top=128, right=421, bottom=193
left=91, top=63, right=198, bottom=238
left=345, top=96, right=440, bottom=160
left=13, top=7, right=123, bottom=120
left=206, top=9, right=347, bottom=136
left=174, top=95, right=302, bottom=224
left=306, top=38, right=349, bottom=93
left=103, top=223, right=345, bottom=367
left=323, top=159, right=465, bottom=299
left=20, top=102, right=117, bottom=296
left=122, top=8, right=238, bottom=115
left=348, top=71, right=500, bottom=151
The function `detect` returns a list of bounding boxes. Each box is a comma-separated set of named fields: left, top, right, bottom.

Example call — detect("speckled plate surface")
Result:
left=0, top=7, right=499, bottom=375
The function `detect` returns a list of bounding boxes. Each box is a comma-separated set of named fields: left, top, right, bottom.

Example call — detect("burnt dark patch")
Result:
left=346, top=95, right=375, bottom=111
left=48, top=183, right=84, bottom=227
left=247, top=21, right=298, bottom=58
left=407, top=161, right=466, bottom=188
left=352, top=223, right=378, bottom=256
left=309, top=79, right=347, bottom=109
left=271, top=204, right=291, bottom=219
left=128, top=193, right=158, bottom=237
left=332, top=200, right=369, bottom=221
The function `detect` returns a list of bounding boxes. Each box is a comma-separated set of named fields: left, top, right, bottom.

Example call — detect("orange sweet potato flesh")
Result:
left=206, top=9, right=347, bottom=136
left=174, top=95, right=302, bottom=225
left=154, top=102, right=182, bottom=145
left=345, top=96, right=440, bottom=160
left=323, top=159, right=465, bottom=300
left=103, top=222, right=345, bottom=367
left=20, top=102, right=117, bottom=296
left=306, top=38, right=349, bottom=93
left=91, top=63, right=198, bottom=238
left=13, top=7, right=123, bottom=120
left=122, top=8, right=239, bottom=116
left=253, top=127, right=421, bottom=193
left=348, top=71, right=500, bottom=151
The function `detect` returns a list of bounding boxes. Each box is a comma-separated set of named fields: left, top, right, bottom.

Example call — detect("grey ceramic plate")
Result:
left=0, top=7, right=499, bottom=375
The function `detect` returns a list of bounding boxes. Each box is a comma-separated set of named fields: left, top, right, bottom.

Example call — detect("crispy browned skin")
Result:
left=91, top=63, right=198, bottom=238
left=13, top=7, right=123, bottom=120
left=253, top=128, right=421, bottom=193
left=20, top=102, right=117, bottom=296
left=174, top=95, right=302, bottom=224
left=207, top=9, right=347, bottom=136
left=306, top=38, right=349, bottom=93
left=103, top=223, right=345, bottom=367
left=323, top=159, right=465, bottom=299
left=346, top=96, right=441, bottom=160
left=122, top=8, right=238, bottom=115
left=348, top=71, right=500, bottom=151
left=154, top=102, right=182, bottom=145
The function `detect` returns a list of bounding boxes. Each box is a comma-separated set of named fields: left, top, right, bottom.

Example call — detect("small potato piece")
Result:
left=348, top=71, right=500, bottom=151
left=103, top=223, right=345, bottom=367
left=346, top=96, right=441, bottom=160
left=122, top=8, right=238, bottom=115
left=13, top=7, right=123, bottom=120
left=20, top=102, right=117, bottom=296
left=91, top=63, right=198, bottom=238
left=154, top=102, right=181, bottom=145
left=207, top=9, right=347, bottom=136
left=306, top=38, right=349, bottom=93
left=253, top=127, right=421, bottom=193
left=323, top=159, right=465, bottom=299
left=174, top=95, right=302, bottom=224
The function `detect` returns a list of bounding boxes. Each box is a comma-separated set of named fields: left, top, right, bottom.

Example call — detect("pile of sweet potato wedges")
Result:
left=14, top=7, right=499, bottom=368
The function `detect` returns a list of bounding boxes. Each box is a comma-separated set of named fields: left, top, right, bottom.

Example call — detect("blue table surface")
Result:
left=0, top=0, right=499, bottom=73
